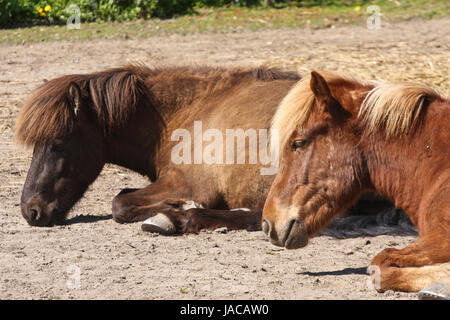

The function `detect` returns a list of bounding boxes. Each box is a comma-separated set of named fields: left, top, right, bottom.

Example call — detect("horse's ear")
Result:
left=310, top=71, right=333, bottom=106
left=68, top=82, right=81, bottom=116
left=310, top=71, right=350, bottom=121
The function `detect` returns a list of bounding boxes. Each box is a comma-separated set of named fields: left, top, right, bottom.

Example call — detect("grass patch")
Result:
left=1, top=0, right=449, bottom=44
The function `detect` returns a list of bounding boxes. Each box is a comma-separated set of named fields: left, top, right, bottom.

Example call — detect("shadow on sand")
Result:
left=298, top=267, right=368, bottom=277
left=65, top=214, right=112, bottom=225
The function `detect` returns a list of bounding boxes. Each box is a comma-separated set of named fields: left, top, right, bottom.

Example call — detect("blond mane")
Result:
left=358, top=82, right=441, bottom=137
left=271, top=71, right=443, bottom=154
left=270, top=74, right=315, bottom=155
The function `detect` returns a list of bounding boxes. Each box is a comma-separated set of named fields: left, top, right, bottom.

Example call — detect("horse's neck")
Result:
left=104, top=99, right=164, bottom=180
left=104, top=74, right=216, bottom=179
left=364, top=126, right=449, bottom=227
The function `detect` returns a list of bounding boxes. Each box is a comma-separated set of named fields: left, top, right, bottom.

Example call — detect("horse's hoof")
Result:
left=418, top=282, right=450, bottom=300
left=141, top=214, right=176, bottom=235
left=181, top=200, right=204, bottom=210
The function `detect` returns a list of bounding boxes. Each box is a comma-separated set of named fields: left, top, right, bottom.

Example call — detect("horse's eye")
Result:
left=292, top=139, right=307, bottom=151
left=50, top=143, right=64, bottom=153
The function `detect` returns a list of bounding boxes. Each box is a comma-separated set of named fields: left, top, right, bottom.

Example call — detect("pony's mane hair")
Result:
left=16, top=65, right=150, bottom=147
left=358, top=82, right=441, bottom=137
left=271, top=71, right=443, bottom=153
left=16, top=64, right=300, bottom=147
left=145, top=65, right=299, bottom=82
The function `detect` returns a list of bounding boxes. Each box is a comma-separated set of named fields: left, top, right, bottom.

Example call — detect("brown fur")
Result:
left=263, top=71, right=449, bottom=292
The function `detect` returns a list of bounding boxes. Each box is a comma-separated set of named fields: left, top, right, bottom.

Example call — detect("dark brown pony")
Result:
left=16, top=65, right=300, bottom=231
left=262, top=71, right=450, bottom=292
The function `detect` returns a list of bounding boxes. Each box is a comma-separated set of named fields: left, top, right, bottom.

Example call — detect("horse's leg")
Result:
left=112, top=168, right=263, bottom=232
left=142, top=208, right=262, bottom=234
left=370, top=264, right=450, bottom=293
left=369, top=227, right=450, bottom=292
left=111, top=169, right=194, bottom=223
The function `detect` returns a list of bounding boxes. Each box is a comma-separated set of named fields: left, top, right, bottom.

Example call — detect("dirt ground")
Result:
left=0, top=17, right=449, bottom=300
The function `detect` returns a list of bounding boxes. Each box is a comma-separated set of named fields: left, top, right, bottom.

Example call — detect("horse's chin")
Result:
left=51, top=211, right=68, bottom=226
left=284, top=220, right=309, bottom=249
left=284, top=234, right=309, bottom=249
left=25, top=209, right=67, bottom=227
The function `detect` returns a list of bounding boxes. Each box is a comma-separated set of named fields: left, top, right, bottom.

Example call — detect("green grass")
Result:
left=1, top=0, right=449, bottom=44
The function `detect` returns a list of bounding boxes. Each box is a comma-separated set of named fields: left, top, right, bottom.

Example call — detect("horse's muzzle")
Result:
left=263, top=218, right=308, bottom=249
left=21, top=195, right=61, bottom=227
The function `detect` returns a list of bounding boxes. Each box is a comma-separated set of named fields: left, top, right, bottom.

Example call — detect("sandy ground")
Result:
left=0, top=17, right=449, bottom=300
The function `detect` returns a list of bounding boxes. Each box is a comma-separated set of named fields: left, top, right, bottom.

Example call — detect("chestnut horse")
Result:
left=16, top=65, right=300, bottom=231
left=262, top=71, right=449, bottom=292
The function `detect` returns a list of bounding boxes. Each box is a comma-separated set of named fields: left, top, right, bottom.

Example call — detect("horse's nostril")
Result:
left=28, top=207, right=41, bottom=222
left=29, top=208, right=38, bottom=221
left=262, top=219, right=271, bottom=235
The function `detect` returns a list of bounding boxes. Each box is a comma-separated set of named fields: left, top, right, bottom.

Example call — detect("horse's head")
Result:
left=17, top=67, right=155, bottom=226
left=17, top=81, right=106, bottom=226
left=263, top=71, right=373, bottom=249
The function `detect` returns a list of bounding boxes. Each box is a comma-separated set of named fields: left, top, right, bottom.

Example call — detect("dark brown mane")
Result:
left=15, top=65, right=152, bottom=147
left=145, top=65, right=299, bottom=82
left=143, top=65, right=300, bottom=104
left=15, top=64, right=299, bottom=147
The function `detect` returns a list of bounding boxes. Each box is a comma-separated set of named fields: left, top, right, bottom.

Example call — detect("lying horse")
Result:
left=262, top=71, right=449, bottom=292
left=16, top=65, right=300, bottom=230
